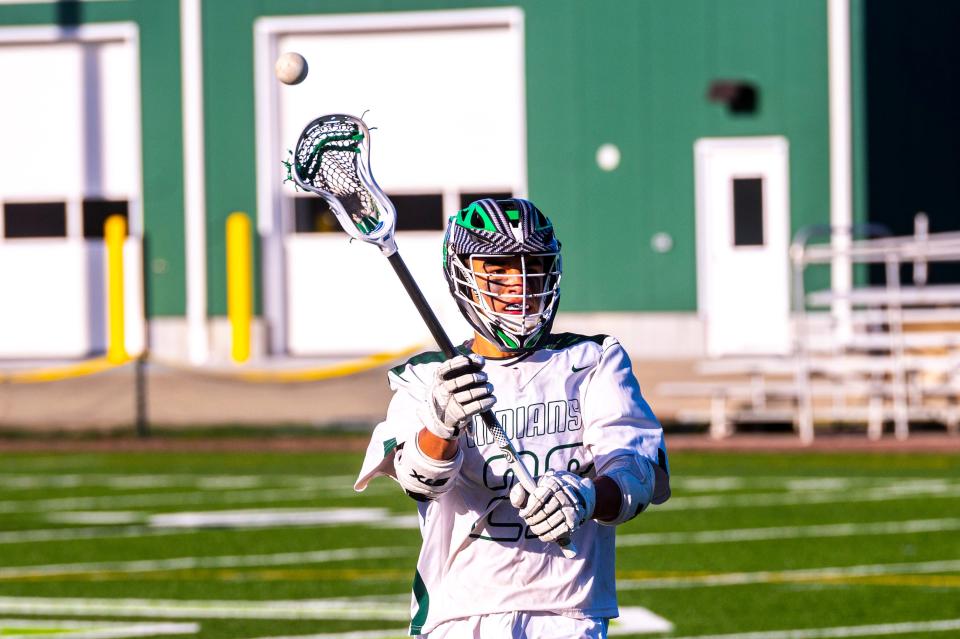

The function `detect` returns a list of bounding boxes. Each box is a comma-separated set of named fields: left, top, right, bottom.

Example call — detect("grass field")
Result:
left=0, top=444, right=958, bottom=638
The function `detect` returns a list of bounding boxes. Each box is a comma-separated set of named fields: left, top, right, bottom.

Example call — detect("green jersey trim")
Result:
left=382, top=437, right=398, bottom=457
left=409, top=569, right=430, bottom=634
left=390, top=335, right=604, bottom=379
left=390, top=345, right=470, bottom=378
left=539, top=332, right=607, bottom=350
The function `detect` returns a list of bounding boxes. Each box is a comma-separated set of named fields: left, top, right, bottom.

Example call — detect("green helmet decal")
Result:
left=495, top=329, right=519, bottom=350
left=456, top=202, right=497, bottom=232
left=442, top=221, right=451, bottom=266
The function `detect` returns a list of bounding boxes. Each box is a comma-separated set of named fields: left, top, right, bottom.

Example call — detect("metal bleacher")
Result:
left=660, top=215, right=960, bottom=443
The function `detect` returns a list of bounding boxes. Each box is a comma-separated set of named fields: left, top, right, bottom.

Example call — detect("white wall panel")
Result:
left=0, top=34, right=138, bottom=200
left=0, top=25, right=144, bottom=359
left=0, top=43, right=85, bottom=198
left=98, top=41, right=140, bottom=198
left=0, top=241, right=93, bottom=358
left=0, top=240, right=144, bottom=358
left=278, top=27, right=524, bottom=194
left=285, top=232, right=472, bottom=355
left=261, top=10, right=526, bottom=356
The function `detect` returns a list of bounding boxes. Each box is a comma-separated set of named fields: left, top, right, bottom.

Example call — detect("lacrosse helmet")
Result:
left=443, top=198, right=562, bottom=353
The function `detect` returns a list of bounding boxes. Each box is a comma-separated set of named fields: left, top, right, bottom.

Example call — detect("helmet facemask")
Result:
left=443, top=198, right=562, bottom=354
left=449, top=252, right=562, bottom=352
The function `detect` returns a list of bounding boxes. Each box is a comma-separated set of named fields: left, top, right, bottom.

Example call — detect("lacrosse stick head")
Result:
left=289, top=114, right=398, bottom=255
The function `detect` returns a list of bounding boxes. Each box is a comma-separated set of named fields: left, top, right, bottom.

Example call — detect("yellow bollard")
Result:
left=104, top=215, right=127, bottom=364
left=226, top=212, right=252, bottom=363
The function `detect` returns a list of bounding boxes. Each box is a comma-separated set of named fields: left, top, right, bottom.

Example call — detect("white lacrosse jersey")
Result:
left=354, top=333, right=670, bottom=636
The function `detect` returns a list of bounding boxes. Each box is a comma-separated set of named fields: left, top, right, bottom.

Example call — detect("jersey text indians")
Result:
left=465, top=399, right=582, bottom=447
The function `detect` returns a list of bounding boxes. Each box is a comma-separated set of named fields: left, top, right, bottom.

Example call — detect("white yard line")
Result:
left=1, top=478, right=953, bottom=516
left=0, top=599, right=673, bottom=634
left=0, top=488, right=324, bottom=514
left=0, top=526, right=181, bottom=545
left=667, top=617, right=960, bottom=639
left=244, top=632, right=407, bottom=639
left=662, top=483, right=960, bottom=511
left=618, top=518, right=960, bottom=547
left=669, top=476, right=954, bottom=493
left=0, top=546, right=412, bottom=580
left=618, top=558, right=960, bottom=590
left=671, top=476, right=871, bottom=493
left=240, top=606, right=674, bottom=638
left=0, top=474, right=234, bottom=490
left=148, top=508, right=418, bottom=529
left=608, top=606, right=674, bottom=635
left=149, top=507, right=391, bottom=528
left=47, top=511, right=145, bottom=525
left=0, top=473, right=356, bottom=491
left=0, top=509, right=418, bottom=545
left=0, top=596, right=409, bottom=621
left=21, top=512, right=953, bottom=550
left=0, top=619, right=198, bottom=639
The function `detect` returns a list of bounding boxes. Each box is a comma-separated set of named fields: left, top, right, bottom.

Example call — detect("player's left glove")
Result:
left=417, top=353, right=494, bottom=441
left=509, top=470, right=596, bottom=543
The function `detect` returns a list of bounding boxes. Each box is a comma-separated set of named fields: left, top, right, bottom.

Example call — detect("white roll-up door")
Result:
left=256, top=9, right=526, bottom=356
left=0, top=25, right=144, bottom=358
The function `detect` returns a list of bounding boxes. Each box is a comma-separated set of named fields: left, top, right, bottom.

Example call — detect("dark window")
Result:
left=293, top=193, right=446, bottom=233
left=390, top=194, right=443, bottom=231
left=293, top=197, right=340, bottom=233
left=4, top=202, right=67, bottom=238
left=83, top=199, right=128, bottom=238
left=459, top=192, right=513, bottom=210
left=732, top=177, right=764, bottom=246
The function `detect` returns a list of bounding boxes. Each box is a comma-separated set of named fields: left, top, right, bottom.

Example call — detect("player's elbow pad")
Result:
left=394, top=436, right=462, bottom=501
left=596, top=455, right=655, bottom=526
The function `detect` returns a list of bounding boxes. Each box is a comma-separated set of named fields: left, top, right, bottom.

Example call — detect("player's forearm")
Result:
left=593, top=456, right=656, bottom=525
left=418, top=428, right=459, bottom=460
left=592, top=475, right=623, bottom=522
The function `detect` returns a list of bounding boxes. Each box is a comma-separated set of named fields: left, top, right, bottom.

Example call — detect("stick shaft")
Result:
left=387, top=252, right=457, bottom=357
left=386, top=252, right=535, bottom=491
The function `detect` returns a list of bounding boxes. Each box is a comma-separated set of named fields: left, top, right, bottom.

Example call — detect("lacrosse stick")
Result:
left=288, top=113, right=577, bottom=558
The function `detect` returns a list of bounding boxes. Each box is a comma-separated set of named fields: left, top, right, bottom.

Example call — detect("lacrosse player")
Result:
left=355, top=198, right=670, bottom=638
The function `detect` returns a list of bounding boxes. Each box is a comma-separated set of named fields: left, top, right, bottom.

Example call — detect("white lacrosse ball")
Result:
left=275, top=52, right=308, bottom=85
left=596, top=143, right=621, bottom=171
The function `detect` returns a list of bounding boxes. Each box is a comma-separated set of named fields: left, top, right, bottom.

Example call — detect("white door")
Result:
left=695, top=137, right=791, bottom=356
left=0, top=25, right=144, bottom=358
left=255, top=9, right=526, bottom=356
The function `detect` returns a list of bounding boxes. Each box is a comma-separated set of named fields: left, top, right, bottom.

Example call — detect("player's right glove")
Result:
left=417, top=353, right=495, bottom=440
left=509, top=470, right=597, bottom=543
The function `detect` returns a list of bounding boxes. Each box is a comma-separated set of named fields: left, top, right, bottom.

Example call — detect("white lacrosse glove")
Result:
left=509, top=470, right=597, bottom=543
left=417, top=353, right=495, bottom=440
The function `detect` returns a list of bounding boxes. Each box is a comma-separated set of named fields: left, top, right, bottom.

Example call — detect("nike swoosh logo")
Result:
left=571, top=365, right=590, bottom=373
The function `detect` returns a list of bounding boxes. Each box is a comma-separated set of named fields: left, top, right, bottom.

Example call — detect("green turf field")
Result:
left=0, top=446, right=958, bottom=638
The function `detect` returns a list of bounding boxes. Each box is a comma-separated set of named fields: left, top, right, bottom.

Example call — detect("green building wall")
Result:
left=0, top=0, right=839, bottom=318
left=204, top=0, right=833, bottom=315
left=523, top=1, right=830, bottom=311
